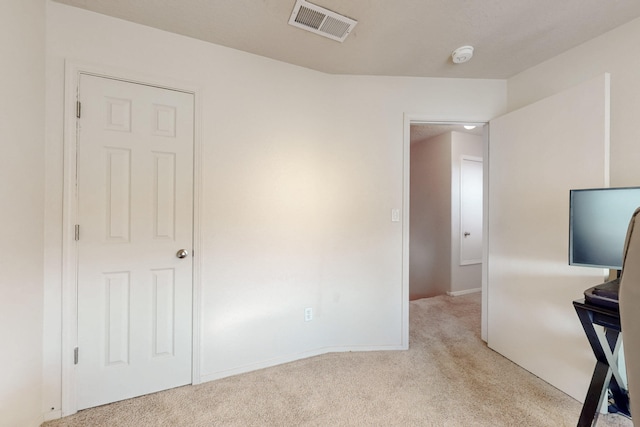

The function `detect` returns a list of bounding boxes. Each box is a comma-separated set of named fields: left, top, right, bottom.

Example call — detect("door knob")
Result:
left=176, top=249, right=189, bottom=259
left=464, top=232, right=471, bottom=237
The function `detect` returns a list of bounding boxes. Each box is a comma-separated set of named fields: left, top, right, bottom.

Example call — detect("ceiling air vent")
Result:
left=288, top=0, right=357, bottom=42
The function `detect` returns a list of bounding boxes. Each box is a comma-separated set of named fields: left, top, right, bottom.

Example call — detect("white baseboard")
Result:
left=446, top=288, right=481, bottom=297
left=43, top=410, right=63, bottom=422
left=198, top=344, right=406, bottom=384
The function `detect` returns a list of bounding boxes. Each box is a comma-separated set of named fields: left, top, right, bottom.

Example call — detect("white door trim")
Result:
left=403, top=114, right=490, bottom=345
left=61, top=60, right=203, bottom=416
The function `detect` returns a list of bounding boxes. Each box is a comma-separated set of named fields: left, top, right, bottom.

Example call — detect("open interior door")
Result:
left=487, top=74, right=610, bottom=401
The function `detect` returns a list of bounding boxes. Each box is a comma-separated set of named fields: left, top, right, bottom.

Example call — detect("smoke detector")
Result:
left=451, top=46, right=474, bottom=64
left=288, top=0, right=357, bottom=42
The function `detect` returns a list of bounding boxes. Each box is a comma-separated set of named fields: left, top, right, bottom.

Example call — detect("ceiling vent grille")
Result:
left=288, top=0, right=357, bottom=42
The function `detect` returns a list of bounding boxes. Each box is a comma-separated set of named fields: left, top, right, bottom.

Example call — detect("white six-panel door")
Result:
left=76, top=74, right=194, bottom=409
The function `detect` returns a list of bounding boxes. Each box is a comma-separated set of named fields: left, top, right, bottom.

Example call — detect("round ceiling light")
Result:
left=451, top=45, right=474, bottom=64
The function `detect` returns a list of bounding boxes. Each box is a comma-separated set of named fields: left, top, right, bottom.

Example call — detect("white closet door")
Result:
left=76, top=74, right=194, bottom=409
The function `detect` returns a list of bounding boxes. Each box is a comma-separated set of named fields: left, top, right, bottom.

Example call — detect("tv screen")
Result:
left=569, top=187, right=640, bottom=269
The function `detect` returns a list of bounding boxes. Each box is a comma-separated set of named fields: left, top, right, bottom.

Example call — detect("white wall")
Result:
left=450, top=132, right=483, bottom=294
left=43, top=1, right=507, bottom=417
left=0, top=1, right=45, bottom=426
left=410, top=133, right=451, bottom=299
left=508, top=16, right=640, bottom=187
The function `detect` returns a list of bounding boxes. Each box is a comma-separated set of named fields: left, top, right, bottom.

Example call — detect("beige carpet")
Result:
left=43, top=293, right=632, bottom=426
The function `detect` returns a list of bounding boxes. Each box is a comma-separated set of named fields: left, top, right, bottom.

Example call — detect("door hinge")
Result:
left=76, top=101, right=81, bottom=119
left=74, top=347, right=79, bottom=365
left=74, top=224, right=80, bottom=241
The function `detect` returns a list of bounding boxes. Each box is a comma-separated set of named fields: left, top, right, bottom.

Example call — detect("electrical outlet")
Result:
left=304, top=307, right=313, bottom=322
left=391, top=209, right=400, bottom=222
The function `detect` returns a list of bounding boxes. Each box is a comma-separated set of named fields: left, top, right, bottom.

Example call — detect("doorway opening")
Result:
left=402, top=118, right=489, bottom=343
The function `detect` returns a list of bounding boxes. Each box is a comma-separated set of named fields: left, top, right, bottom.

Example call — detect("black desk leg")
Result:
left=574, top=306, right=613, bottom=427
left=605, top=329, right=631, bottom=416
left=577, top=362, right=610, bottom=427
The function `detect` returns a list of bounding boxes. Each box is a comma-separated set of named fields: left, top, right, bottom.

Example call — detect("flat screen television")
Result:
left=569, top=187, right=640, bottom=270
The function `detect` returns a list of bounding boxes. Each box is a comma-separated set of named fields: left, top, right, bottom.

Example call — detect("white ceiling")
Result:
left=52, top=0, right=640, bottom=79
left=410, top=123, right=484, bottom=145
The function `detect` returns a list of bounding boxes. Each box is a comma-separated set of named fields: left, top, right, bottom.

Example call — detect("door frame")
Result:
left=403, top=114, right=490, bottom=344
left=61, top=60, right=203, bottom=416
